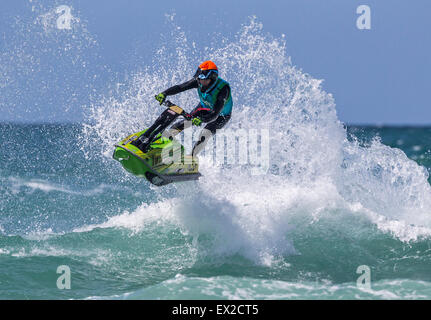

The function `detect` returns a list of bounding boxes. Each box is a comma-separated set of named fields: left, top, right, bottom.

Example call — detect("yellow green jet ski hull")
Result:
left=113, top=130, right=201, bottom=186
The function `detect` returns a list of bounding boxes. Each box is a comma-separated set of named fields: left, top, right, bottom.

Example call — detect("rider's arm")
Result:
left=163, top=78, right=198, bottom=96
left=200, top=85, right=230, bottom=123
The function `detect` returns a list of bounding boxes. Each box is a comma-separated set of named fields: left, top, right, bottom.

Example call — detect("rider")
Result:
left=155, top=60, right=233, bottom=157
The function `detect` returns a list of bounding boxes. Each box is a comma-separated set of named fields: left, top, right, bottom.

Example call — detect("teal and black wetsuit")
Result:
left=162, top=77, right=233, bottom=134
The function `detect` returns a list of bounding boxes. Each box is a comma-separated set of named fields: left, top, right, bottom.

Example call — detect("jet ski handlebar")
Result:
left=162, top=100, right=192, bottom=121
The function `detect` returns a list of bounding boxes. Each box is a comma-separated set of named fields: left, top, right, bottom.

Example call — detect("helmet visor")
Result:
left=195, top=68, right=218, bottom=80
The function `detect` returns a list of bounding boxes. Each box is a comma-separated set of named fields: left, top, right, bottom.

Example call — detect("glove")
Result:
left=155, top=92, right=166, bottom=105
left=192, top=117, right=202, bottom=126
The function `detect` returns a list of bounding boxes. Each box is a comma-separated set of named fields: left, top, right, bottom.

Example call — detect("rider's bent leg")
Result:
left=191, top=128, right=214, bottom=157
left=191, top=114, right=231, bottom=157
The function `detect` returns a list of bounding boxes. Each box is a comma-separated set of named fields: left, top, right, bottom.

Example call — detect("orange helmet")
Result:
left=194, top=60, right=218, bottom=81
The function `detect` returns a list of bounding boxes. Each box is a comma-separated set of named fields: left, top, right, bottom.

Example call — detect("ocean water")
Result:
left=1, top=10, right=431, bottom=299
left=1, top=124, right=431, bottom=300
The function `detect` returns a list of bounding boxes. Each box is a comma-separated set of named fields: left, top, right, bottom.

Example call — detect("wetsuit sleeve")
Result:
left=162, top=78, right=198, bottom=96
left=200, top=85, right=230, bottom=123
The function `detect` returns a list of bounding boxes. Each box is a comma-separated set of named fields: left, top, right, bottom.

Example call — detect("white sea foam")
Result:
left=81, top=16, right=431, bottom=264
left=5, top=176, right=119, bottom=197
left=87, top=274, right=431, bottom=300
left=72, top=199, right=179, bottom=233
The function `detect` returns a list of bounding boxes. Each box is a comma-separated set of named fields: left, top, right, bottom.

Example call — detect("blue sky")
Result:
left=0, top=0, right=430, bottom=124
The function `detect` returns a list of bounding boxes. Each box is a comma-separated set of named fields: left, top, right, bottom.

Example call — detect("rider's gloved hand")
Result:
left=192, top=117, right=202, bottom=126
left=155, top=93, right=166, bottom=105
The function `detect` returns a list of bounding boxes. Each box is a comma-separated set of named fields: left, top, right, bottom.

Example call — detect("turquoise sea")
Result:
left=1, top=124, right=431, bottom=299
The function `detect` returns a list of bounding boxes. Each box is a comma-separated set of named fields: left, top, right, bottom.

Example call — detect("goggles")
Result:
left=195, top=68, right=218, bottom=80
